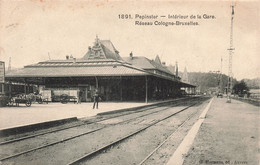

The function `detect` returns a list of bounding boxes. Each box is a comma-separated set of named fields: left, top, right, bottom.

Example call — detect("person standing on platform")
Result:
left=77, top=90, right=83, bottom=104
left=93, top=89, right=99, bottom=109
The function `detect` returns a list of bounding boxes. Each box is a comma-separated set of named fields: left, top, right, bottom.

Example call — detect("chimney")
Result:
left=162, top=62, right=166, bottom=65
left=130, top=51, right=133, bottom=60
left=66, top=55, right=69, bottom=60
left=73, top=58, right=76, bottom=63
left=88, top=46, right=92, bottom=51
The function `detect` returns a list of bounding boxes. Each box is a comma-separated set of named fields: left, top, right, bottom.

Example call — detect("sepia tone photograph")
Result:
left=0, top=0, right=259, bottom=164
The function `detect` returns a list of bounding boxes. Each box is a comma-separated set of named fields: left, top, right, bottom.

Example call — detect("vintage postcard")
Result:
left=0, top=0, right=259, bottom=165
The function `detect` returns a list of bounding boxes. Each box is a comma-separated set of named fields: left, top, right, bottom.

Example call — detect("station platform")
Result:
left=0, top=101, right=157, bottom=130
left=180, top=97, right=259, bottom=165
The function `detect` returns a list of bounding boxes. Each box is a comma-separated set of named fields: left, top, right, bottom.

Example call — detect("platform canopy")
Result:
left=5, top=36, right=196, bottom=88
left=6, top=60, right=149, bottom=78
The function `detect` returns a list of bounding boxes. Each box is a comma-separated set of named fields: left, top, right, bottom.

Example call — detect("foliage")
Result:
left=233, top=80, right=249, bottom=95
left=242, top=78, right=260, bottom=89
left=179, top=72, right=238, bottom=93
left=179, top=72, right=259, bottom=93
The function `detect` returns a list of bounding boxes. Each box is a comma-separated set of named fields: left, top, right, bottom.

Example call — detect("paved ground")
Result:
left=2, top=97, right=258, bottom=165
left=182, top=97, right=259, bottom=165
left=0, top=101, right=152, bottom=130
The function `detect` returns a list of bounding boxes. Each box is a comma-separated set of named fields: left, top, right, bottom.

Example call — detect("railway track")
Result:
left=74, top=98, right=210, bottom=165
left=0, top=97, right=194, bottom=145
left=0, top=97, right=209, bottom=164
left=67, top=103, right=197, bottom=165
left=138, top=106, right=199, bottom=165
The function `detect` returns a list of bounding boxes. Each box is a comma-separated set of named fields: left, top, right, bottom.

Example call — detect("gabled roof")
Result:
left=81, top=37, right=122, bottom=61
left=149, top=60, right=173, bottom=75
left=100, top=40, right=122, bottom=60
left=167, top=65, right=175, bottom=74
left=154, top=55, right=162, bottom=64
left=123, top=56, right=176, bottom=80
left=123, top=56, right=155, bottom=69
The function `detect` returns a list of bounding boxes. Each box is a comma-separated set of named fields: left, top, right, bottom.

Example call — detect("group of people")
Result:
left=77, top=89, right=100, bottom=109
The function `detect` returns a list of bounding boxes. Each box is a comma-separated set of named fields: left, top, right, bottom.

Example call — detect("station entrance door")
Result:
left=79, top=85, right=92, bottom=102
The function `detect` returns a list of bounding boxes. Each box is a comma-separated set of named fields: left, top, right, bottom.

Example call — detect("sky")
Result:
left=0, top=0, right=259, bottom=80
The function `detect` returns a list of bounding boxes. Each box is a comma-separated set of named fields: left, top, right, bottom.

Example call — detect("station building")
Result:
left=5, top=37, right=195, bottom=102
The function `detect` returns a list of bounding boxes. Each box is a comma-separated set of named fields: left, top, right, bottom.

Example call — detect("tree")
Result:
left=233, top=80, right=249, bottom=95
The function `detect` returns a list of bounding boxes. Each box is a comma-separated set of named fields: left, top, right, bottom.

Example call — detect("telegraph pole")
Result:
left=227, top=5, right=235, bottom=103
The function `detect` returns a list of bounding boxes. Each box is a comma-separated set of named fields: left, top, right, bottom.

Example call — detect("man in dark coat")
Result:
left=93, top=89, right=99, bottom=109
left=77, top=90, right=83, bottom=104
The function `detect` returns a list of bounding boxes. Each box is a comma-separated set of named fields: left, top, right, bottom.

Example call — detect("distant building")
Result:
left=249, top=89, right=260, bottom=99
